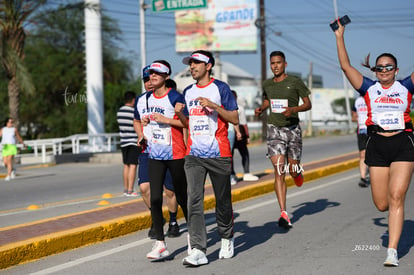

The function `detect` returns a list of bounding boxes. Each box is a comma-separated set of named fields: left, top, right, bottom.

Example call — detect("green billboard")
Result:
left=152, top=0, right=207, bottom=13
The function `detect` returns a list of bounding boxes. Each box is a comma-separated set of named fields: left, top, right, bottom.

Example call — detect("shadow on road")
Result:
left=373, top=217, right=414, bottom=259
left=203, top=212, right=291, bottom=263
left=290, top=198, right=340, bottom=224
left=170, top=212, right=290, bottom=264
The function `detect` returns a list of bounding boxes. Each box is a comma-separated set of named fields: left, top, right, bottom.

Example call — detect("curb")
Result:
left=0, top=158, right=359, bottom=270
left=0, top=163, right=56, bottom=179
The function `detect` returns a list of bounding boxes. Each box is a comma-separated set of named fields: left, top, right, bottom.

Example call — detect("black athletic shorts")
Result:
left=365, top=132, right=414, bottom=167
left=357, top=133, right=368, bottom=151
left=121, top=145, right=140, bottom=165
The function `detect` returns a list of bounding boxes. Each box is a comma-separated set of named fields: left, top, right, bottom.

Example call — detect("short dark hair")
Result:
left=4, top=117, right=12, bottom=126
left=165, top=79, right=177, bottom=90
left=191, top=50, right=215, bottom=67
left=152, top=59, right=172, bottom=76
left=231, top=90, right=237, bottom=99
left=269, top=51, right=286, bottom=61
left=124, top=91, right=136, bottom=103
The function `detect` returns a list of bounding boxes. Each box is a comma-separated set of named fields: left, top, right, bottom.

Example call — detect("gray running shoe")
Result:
left=358, top=178, right=370, bottom=188
left=383, top=248, right=399, bottom=267
left=183, top=248, right=208, bottom=266
left=166, top=222, right=180, bottom=237
left=219, top=237, right=234, bottom=259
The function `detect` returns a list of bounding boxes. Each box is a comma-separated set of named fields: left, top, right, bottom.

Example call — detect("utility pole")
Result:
left=258, top=0, right=267, bottom=142
left=307, top=62, right=313, bottom=136
left=333, top=0, right=352, bottom=133
left=85, top=0, right=104, bottom=142
left=140, top=0, right=148, bottom=94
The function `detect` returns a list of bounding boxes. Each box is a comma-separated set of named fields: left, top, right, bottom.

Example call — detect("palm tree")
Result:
left=0, top=0, right=44, bottom=129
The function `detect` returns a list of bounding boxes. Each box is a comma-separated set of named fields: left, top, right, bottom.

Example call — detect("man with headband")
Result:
left=175, top=50, right=238, bottom=266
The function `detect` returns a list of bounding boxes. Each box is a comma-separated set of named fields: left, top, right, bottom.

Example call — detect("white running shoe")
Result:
left=4, top=175, right=10, bottom=181
left=11, top=170, right=16, bottom=179
left=230, top=175, right=237, bottom=185
left=219, top=237, right=234, bottom=259
left=384, top=248, right=399, bottom=267
left=146, top=240, right=170, bottom=259
left=243, top=173, right=259, bottom=181
left=183, top=248, right=208, bottom=266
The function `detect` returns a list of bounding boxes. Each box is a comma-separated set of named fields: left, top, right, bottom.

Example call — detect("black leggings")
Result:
left=232, top=140, right=250, bottom=174
left=148, top=158, right=188, bottom=241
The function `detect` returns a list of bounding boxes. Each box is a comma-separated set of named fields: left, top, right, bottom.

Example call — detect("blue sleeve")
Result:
left=182, top=86, right=191, bottom=116
left=169, top=90, right=189, bottom=117
left=357, top=77, right=376, bottom=96
left=133, top=95, right=141, bottom=120
left=400, top=76, right=414, bottom=94
left=215, top=80, right=238, bottom=111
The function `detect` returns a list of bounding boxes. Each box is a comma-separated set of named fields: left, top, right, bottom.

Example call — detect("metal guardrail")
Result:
left=10, top=133, right=120, bottom=164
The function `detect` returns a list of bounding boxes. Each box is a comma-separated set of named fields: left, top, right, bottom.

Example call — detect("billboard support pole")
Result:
left=215, top=51, right=222, bottom=80
left=140, top=0, right=148, bottom=94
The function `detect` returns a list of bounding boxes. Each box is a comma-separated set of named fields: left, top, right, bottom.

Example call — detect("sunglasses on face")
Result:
left=189, top=60, right=205, bottom=65
left=149, top=70, right=168, bottom=77
left=374, top=65, right=395, bottom=72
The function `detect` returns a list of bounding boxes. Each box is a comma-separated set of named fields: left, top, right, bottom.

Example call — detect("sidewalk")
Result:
left=0, top=152, right=359, bottom=270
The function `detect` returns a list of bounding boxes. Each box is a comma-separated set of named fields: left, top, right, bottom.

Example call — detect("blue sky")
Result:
left=101, top=0, right=414, bottom=88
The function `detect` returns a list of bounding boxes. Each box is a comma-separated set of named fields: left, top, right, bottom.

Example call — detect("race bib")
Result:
left=357, top=115, right=367, bottom=132
left=377, top=111, right=405, bottom=131
left=190, top=116, right=211, bottom=136
left=270, top=99, right=288, bottom=113
left=152, top=127, right=171, bottom=145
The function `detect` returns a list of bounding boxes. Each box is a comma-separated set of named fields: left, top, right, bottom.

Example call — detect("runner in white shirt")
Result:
left=175, top=50, right=239, bottom=266
left=334, top=18, right=414, bottom=267
left=134, top=60, right=188, bottom=260
left=351, top=96, right=369, bottom=187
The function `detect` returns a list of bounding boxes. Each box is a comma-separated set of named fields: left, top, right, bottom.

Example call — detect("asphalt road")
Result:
left=3, top=168, right=413, bottom=275
left=0, top=134, right=358, bottom=227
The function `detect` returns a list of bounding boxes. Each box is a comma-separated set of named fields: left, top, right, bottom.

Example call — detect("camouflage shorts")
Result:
left=266, top=124, right=302, bottom=160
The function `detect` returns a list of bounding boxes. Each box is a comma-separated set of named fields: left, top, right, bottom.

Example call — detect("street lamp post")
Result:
left=333, top=0, right=353, bottom=133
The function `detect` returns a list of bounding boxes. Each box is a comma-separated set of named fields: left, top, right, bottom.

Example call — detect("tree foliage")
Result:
left=0, top=0, right=44, bottom=129
left=331, top=97, right=355, bottom=115
left=17, top=1, right=141, bottom=139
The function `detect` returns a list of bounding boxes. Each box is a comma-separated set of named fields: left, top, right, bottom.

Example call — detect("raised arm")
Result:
left=334, top=21, right=363, bottom=90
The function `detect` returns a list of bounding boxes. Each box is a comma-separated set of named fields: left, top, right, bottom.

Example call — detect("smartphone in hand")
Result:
left=330, top=15, right=351, bottom=31
left=138, top=137, right=146, bottom=146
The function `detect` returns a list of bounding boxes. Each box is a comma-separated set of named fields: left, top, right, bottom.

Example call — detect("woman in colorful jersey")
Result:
left=134, top=60, right=188, bottom=260
left=334, top=19, right=414, bottom=267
